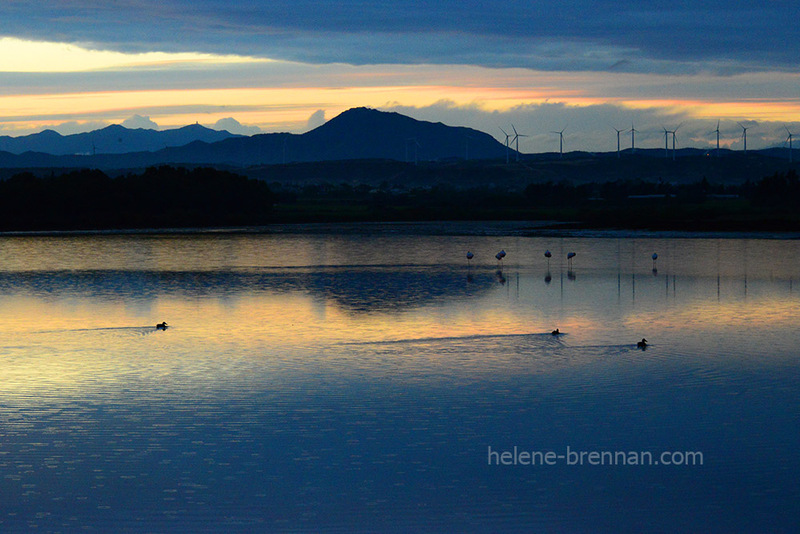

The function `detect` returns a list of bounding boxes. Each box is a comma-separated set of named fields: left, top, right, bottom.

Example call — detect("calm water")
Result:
left=1, top=224, right=799, bottom=533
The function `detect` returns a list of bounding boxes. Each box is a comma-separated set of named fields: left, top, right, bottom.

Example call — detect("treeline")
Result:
left=2, top=166, right=799, bottom=231
left=520, top=170, right=800, bottom=230
left=267, top=170, right=800, bottom=230
left=523, top=169, right=800, bottom=206
left=0, top=166, right=275, bottom=230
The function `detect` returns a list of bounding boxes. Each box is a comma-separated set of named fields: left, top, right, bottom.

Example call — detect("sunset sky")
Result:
left=1, top=1, right=798, bottom=152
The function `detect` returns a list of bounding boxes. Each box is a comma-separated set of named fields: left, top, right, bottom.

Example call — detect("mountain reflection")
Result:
left=0, top=268, right=497, bottom=314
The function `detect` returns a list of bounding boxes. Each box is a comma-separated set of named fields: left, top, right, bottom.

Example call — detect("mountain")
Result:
left=109, top=107, right=510, bottom=166
left=302, top=107, right=508, bottom=162
left=0, top=108, right=510, bottom=168
left=0, top=124, right=242, bottom=156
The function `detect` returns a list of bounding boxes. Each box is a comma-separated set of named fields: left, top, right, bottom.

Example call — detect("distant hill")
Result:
left=0, top=124, right=242, bottom=156
left=124, top=107, right=510, bottom=166
left=0, top=108, right=510, bottom=168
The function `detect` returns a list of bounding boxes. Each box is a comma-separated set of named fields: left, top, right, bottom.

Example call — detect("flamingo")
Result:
left=567, top=251, right=576, bottom=269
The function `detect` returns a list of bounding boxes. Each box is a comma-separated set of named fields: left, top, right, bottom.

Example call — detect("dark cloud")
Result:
left=2, top=1, right=796, bottom=73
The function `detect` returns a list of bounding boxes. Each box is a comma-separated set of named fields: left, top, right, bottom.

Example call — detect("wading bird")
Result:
left=567, top=251, right=576, bottom=269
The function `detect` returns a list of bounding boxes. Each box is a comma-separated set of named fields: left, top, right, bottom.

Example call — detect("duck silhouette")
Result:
left=551, top=329, right=560, bottom=335
left=156, top=322, right=168, bottom=330
left=637, top=338, right=648, bottom=349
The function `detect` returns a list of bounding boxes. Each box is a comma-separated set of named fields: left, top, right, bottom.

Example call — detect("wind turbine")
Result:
left=712, top=120, right=721, bottom=157
left=551, top=128, right=566, bottom=158
left=629, top=123, right=638, bottom=153
left=786, top=126, right=796, bottom=163
left=613, top=127, right=623, bottom=158
left=662, top=127, right=672, bottom=158
left=738, top=122, right=749, bottom=153
left=511, top=124, right=528, bottom=162
left=500, top=127, right=511, bottom=164
left=663, top=125, right=680, bottom=160
left=671, top=126, right=680, bottom=161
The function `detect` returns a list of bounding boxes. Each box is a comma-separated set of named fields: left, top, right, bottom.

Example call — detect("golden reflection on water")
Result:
left=1, top=231, right=799, bottom=400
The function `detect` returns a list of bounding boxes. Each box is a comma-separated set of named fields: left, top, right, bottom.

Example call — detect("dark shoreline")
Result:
left=3, top=220, right=800, bottom=240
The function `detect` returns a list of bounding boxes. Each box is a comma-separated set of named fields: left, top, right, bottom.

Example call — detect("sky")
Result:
left=1, top=1, right=799, bottom=152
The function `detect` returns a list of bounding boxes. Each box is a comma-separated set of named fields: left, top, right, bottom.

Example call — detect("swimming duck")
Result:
left=156, top=322, right=168, bottom=330
left=637, top=338, right=648, bottom=349
left=551, top=328, right=560, bottom=335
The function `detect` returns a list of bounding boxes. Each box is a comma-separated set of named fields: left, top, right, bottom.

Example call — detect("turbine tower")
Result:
left=499, top=127, right=511, bottom=164
left=671, top=127, right=679, bottom=161
left=511, top=124, right=528, bottom=162
left=662, top=127, right=672, bottom=158
left=712, top=120, right=721, bottom=158
left=551, top=128, right=566, bottom=158
left=786, top=126, right=796, bottom=163
left=738, top=122, right=749, bottom=153
left=629, top=123, right=638, bottom=153
left=613, top=127, right=623, bottom=158
left=663, top=124, right=680, bottom=160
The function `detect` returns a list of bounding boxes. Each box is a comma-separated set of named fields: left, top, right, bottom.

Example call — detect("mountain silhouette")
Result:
left=131, top=107, right=510, bottom=166
left=0, top=108, right=510, bottom=168
left=0, top=123, right=242, bottom=156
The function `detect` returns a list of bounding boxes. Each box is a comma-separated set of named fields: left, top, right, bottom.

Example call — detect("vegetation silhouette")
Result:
left=0, top=166, right=275, bottom=231
left=1, top=166, right=799, bottom=232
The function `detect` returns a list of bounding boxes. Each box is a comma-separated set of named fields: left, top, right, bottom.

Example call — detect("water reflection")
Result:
left=0, top=235, right=797, bottom=341
left=1, top=229, right=799, bottom=533
left=0, top=268, right=498, bottom=314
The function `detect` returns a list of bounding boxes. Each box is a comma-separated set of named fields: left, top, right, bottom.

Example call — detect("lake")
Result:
left=1, top=223, right=799, bottom=533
